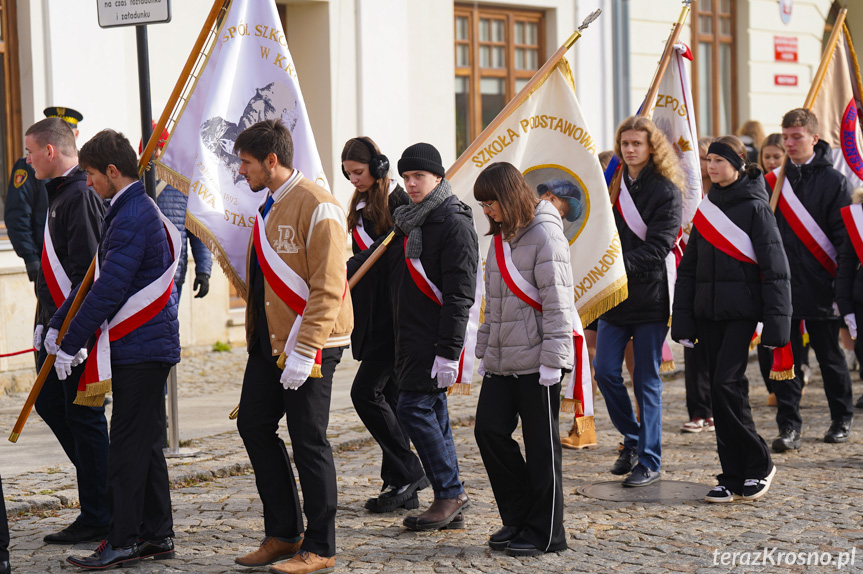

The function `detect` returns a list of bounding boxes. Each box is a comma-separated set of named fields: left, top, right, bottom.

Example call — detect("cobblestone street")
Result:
left=2, top=347, right=862, bottom=573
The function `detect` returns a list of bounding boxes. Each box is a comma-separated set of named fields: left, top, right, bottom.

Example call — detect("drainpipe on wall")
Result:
left=612, top=0, right=630, bottom=125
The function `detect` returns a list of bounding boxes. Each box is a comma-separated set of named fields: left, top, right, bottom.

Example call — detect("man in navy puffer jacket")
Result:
left=49, top=130, right=180, bottom=570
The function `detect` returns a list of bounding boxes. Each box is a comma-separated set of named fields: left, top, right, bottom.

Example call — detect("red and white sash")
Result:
left=352, top=201, right=374, bottom=251
left=492, top=235, right=591, bottom=417
left=842, top=204, right=863, bottom=264
left=617, top=175, right=678, bottom=311
left=692, top=196, right=759, bottom=265
left=41, top=215, right=72, bottom=308
left=767, top=169, right=838, bottom=277
left=76, top=204, right=181, bottom=405
left=404, top=236, right=482, bottom=394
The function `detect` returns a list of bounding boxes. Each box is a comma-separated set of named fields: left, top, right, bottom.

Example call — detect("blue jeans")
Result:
left=594, top=320, right=667, bottom=472
left=397, top=391, right=463, bottom=499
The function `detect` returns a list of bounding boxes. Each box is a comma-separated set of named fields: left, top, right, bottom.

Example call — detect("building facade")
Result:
left=0, top=0, right=861, bottom=376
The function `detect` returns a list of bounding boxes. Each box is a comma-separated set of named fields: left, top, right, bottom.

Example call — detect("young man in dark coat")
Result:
left=50, top=129, right=181, bottom=569
left=23, top=117, right=110, bottom=544
left=594, top=116, right=683, bottom=487
left=769, top=108, right=854, bottom=451
left=348, top=143, right=478, bottom=530
left=5, top=107, right=83, bottom=283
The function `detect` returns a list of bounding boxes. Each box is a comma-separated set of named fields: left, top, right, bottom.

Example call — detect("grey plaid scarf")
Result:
left=393, top=179, right=453, bottom=258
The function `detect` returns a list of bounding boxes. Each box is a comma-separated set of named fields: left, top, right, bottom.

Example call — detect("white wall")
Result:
left=746, top=0, right=834, bottom=137
left=19, top=1, right=213, bottom=147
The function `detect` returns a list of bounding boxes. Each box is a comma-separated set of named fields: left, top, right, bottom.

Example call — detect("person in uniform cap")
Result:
left=5, top=107, right=83, bottom=282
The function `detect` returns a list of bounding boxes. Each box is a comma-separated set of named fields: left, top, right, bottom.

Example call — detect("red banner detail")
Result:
left=842, top=206, right=863, bottom=264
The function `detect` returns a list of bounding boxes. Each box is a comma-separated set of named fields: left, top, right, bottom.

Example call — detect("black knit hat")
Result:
left=398, top=143, right=446, bottom=178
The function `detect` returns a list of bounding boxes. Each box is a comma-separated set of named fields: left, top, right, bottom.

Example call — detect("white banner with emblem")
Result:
left=155, top=0, right=328, bottom=298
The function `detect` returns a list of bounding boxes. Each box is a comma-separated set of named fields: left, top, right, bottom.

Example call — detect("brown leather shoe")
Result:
left=403, top=493, right=470, bottom=531
left=268, top=550, right=335, bottom=574
left=235, top=535, right=303, bottom=567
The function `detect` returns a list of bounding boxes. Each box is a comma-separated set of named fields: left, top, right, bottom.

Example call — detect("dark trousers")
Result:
left=237, top=345, right=344, bottom=558
left=350, top=359, right=424, bottom=487
left=396, top=390, right=463, bottom=499
left=684, top=344, right=712, bottom=419
left=474, top=373, right=565, bottom=551
left=698, top=320, right=772, bottom=493
left=775, top=319, right=854, bottom=432
left=34, top=346, right=110, bottom=527
left=108, top=363, right=174, bottom=547
left=0, top=475, right=8, bottom=562
left=756, top=344, right=774, bottom=395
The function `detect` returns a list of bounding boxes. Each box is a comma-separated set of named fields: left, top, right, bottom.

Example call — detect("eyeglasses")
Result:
left=479, top=200, right=496, bottom=209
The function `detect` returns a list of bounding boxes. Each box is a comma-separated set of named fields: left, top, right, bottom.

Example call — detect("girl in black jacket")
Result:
left=672, top=136, right=792, bottom=503
left=341, top=137, right=427, bottom=513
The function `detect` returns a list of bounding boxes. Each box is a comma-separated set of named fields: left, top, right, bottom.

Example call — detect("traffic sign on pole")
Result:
left=96, top=0, right=171, bottom=29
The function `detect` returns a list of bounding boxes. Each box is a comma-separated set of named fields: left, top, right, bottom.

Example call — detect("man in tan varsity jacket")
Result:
left=233, top=119, right=352, bottom=574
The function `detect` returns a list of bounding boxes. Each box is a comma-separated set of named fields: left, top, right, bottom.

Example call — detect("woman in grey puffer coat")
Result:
left=473, top=162, right=573, bottom=557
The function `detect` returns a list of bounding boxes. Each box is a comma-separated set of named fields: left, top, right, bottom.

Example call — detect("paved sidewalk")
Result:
left=2, top=346, right=863, bottom=572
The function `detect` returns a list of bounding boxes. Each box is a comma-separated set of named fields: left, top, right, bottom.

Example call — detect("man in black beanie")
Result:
left=348, top=142, right=478, bottom=530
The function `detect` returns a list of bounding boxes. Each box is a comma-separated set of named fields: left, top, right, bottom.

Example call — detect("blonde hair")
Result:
left=737, top=120, right=765, bottom=149
left=614, top=116, right=685, bottom=192
left=852, top=187, right=863, bottom=205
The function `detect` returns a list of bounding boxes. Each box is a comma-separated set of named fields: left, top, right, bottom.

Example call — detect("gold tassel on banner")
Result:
left=578, top=281, right=629, bottom=328
left=447, top=383, right=472, bottom=396
left=310, top=364, right=323, bottom=379
left=276, top=352, right=287, bottom=370
left=560, top=398, right=584, bottom=415
left=749, top=334, right=761, bottom=350
left=73, top=379, right=111, bottom=407
left=770, top=367, right=795, bottom=381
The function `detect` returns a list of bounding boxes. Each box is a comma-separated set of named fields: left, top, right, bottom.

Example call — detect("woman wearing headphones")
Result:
left=672, top=135, right=791, bottom=503
left=341, top=137, right=430, bottom=514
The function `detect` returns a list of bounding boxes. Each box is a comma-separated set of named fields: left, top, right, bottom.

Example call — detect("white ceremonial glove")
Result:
left=54, top=350, right=75, bottom=381
left=679, top=339, right=695, bottom=349
left=33, top=325, right=44, bottom=350
left=833, top=302, right=841, bottom=317
left=280, top=350, right=315, bottom=391
left=71, top=347, right=88, bottom=367
left=539, top=365, right=561, bottom=387
left=44, top=328, right=60, bottom=355
left=845, top=314, right=858, bottom=340
left=431, top=355, right=459, bottom=389
left=477, top=358, right=486, bottom=377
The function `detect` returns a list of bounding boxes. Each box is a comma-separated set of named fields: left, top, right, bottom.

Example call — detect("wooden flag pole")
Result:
left=9, top=260, right=96, bottom=442
left=140, top=0, right=232, bottom=176
left=608, top=0, right=693, bottom=206
left=769, top=8, right=847, bottom=211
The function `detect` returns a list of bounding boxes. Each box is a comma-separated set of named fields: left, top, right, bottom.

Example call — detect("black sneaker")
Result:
left=610, top=447, right=638, bottom=475
left=741, top=465, right=777, bottom=500
left=704, top=485, right=736, bottom=503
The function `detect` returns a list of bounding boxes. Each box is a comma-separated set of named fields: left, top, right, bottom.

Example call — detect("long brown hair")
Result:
left=614, top=116, right=686, bottom=192
left=473, top=162, right=539, bottom=240
left=342, top=137, right=393, bottom=235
